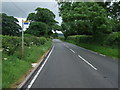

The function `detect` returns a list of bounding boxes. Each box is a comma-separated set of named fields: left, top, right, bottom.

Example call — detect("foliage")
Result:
left=52, top=32, right=58, bottom=38
left=27, top=8, right=56, bottom=24
left=2, top=40, right=52, bottom=88
left=97, top=1, right=120, bottom=32
left=27, top=8, right=58, bottom=36
left=105, top=32, right=120, bottom=46
left=58, top=2, right=113, bottom=38
left=2, top=34, right=48, bottom=56
left=62, top=32, right=119, bottom=47
left=58, top=35, right=119, bottom=59
left=108, top=1, right=120, bottom=21
left=52, top=24, right=62, bottom=32
left=2, top=34, right=52, bottom=88
left=25, top=22, right=48, bottom=37
left=24, top=34, right=47, bottom=46
left=2, top=35, right=21, bottom=55
left=2, top=58, right=31, bottom=88
left=68, top=39, right=119, bottom=59
left=2, top=13, right=21, bottom=36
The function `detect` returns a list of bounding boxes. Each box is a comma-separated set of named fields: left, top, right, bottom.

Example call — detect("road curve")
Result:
left=23, top=39, right=118, bottom=88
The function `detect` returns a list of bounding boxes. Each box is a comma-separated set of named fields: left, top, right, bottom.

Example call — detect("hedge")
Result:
left=2, top=34, right=48, bottom=56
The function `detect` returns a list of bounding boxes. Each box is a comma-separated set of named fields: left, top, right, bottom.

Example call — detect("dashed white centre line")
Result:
left=70, top=49, right=75, bottom=53
left=78, top=55, right=97, bottom=70
left=27, top=46, right=54, bottom=89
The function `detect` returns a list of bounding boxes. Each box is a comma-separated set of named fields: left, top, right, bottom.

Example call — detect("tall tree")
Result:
left=25, top=22, right=48, bottom=37
left=97, top=1, right=120, bottom=32
left=58, top=2, right=112, bottom=38
left=26, top=8, right=58, bottom=36
left=2, top=13, right=21, bottom=36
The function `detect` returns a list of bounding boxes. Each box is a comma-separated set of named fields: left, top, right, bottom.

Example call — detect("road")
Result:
left=23, top=39, right=118, bottom=88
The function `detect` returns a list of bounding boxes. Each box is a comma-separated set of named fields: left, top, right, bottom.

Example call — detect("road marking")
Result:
left=27, top=46, right=54, bottom=88
left=78, top=55, right=97, bottom=70
left=99, top=54, right=105, bottom=57
left=66, top=45, right=69, bottom=48
left=70, top=49, right=75, bottom=53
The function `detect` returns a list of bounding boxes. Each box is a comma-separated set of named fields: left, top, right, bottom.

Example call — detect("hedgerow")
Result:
left=2, top=34, right=48, bottom=56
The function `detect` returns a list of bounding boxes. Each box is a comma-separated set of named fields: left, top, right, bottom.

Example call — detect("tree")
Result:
left=27, top=13, right=36, bottom=22
left=2, top=13, right=21, bottom=36
left=25, top=22, right=48, bottom=37
left=97, top=1, right=120, bottom=32
left=52, top=24, right=62, bottom=32
left=26, top=8, right=58, bottom=37
left=58, top=2, right=112, bottom=38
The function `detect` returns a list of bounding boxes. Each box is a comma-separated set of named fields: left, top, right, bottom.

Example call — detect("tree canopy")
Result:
left=26, top=8, right=58, bottom=37
left=2, top=13, right=21, bottom=36
left=58, top=2, right=119, bottom=39
left=25, top=22, right=48, bottom=37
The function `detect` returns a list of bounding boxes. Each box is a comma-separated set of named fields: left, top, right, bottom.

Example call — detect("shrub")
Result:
left=105, top=32, right=120, bottom=46
left=59, top=33, right=119, bottom=47
left=2, top=35, right=48, bottom=56
left=2, top=35, right=21, bottom=55
left=24, top=34, right=47, bottom=46
left=66, top=35, right=92, bottom=44
left=39, top=37, right=47, bottom=45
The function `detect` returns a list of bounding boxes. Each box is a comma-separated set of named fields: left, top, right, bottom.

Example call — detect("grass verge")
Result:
left=62, top=39, right=119, bottom=59
left=2, top=40, right=52, bottom=88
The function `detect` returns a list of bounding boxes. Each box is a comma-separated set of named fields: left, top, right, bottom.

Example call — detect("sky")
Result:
left=2, top=1, right=63, bottom=33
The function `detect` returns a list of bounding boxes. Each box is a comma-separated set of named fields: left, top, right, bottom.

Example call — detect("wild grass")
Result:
left=2, top=40, right=52, bottom=88
left=58, top=35, right=119, bottom=59
left=65, top=39, right=119, bottom=59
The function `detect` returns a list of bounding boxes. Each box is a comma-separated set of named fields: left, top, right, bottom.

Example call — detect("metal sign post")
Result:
left=22, top=19, right=24, bottom=58
left=21, top=20, right=29, bottom=58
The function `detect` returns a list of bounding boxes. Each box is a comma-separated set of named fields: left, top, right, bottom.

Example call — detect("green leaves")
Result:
left=59, top=2, right=113, bottom=38
left=26, top=8, right=58, bottom=37
left=2, top=13, right=21, bottom=36
left=27, top=8, right=57, bottom=26
left=25, top=22, right=48, bottom=37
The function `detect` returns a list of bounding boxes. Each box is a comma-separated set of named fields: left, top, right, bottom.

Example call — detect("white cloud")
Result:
left=56, top=31, right=63, bottom=34
left=52, top=30, right=63, bottom=34
left=17, top=17, right=29, bottom=31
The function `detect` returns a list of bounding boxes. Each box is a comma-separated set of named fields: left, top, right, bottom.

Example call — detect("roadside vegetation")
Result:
left=1, top=7, right=59, bottom=88
left=2, top=35, right=52, bottom=88
left=57, top=1, right=119, bottom=59
left=58, top=33, right=119, bottom=59
left=1, top=1, right=120, bottom=88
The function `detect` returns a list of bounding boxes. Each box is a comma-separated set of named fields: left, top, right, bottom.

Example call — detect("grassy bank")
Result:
left=58, top=34, right=119, bottom=59
left=2, top=35, right=52, bottom=88
left=66, top=40, right=118, bottom=59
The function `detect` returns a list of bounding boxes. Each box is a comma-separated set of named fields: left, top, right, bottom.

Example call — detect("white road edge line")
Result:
left=70, top=49, right=75, bottom=53
left=99, top=54, right=105, bottom=57
left=27, top=46, right=54, bottom=88
left=78, top=55, right=97, bottom=70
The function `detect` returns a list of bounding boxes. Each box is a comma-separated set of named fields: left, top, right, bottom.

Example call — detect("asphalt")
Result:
left=22, top=39, right=118, bottom=88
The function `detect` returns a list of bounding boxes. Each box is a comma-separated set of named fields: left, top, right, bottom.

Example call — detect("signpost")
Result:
left=22, top=20, right=29, bottom=58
